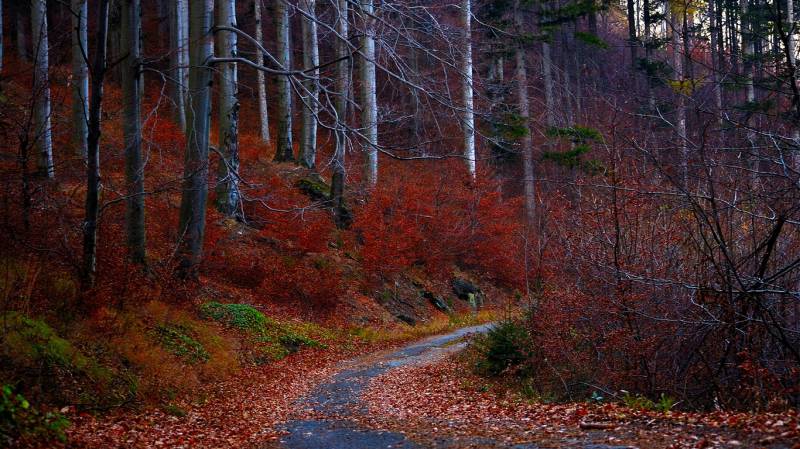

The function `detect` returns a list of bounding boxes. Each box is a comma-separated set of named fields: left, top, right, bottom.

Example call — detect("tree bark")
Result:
left=515, top=0, right=535, bottom=224
left=82, top=0, right=110, bottom=290
left=215, top=0, right=241, bottom=218
left=709, top=0, right=724, bottom=127
left=72, top=0, right=89, bottom=159
left=332, top=0, right=350, bottom=228
left=170, top=0, right=189, bottom=131
left=461, top=0, right=476, bottom=178
left=542, top=40, right=555, bottom=127
left=360, top=0, right=378, bottom=187
left=31, top=0, right=54, bottom=178
left=177, top=0, right=214, bottom=276
left=273, top=0, right=294, bottom=162
left=671, top=6, right=688, bottom=187
left=300, top=0, right=319, bottom=169
left=254, top=0, right=270, bottom=143
left=14, top=2, right=29, bottom=62
left=121, top=0, right=146, bottom=264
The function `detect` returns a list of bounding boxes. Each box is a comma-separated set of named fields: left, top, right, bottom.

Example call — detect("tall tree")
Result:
left=121, top=0, right=146, bottom=264
left=462, top=0, right=476, bottom=178
left=82, top=0, right=111, bottom=289
left=332, top=0, right=350, bottom=227
left=31, top=0, right=54, bottom=178
left=300, top=0, right=319, bottom=168
left=177, top=0, right=214, bottom=276
left=360, top=0, right=378, bottom=186
left=515, top=0, right=535, bottom=223
left=1, top=0, right=3, bottom=74
left=671, top=3, right=688, bottom=186
left=216, top=0, right=241, bottom=217
left=254, top=0, right=270, bottom=143
left=72, top=0, right=89, bottom=159
left=273, top=0, right=294, bottom=162
left=14, top=2, right=29, bottom=62
left=170, top=0, right=189, bottom=131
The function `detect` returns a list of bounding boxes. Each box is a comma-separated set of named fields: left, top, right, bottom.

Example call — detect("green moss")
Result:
left=0, top=312, right=110, bottom=383
left=199, top=302, right=325, bottom=363
left=199, top=302, right=275, bottom=334
left=162, top=403, right=187, bottom=417
left=153, top=324, right=210, bottom=364
left=296, top=176, right=332, bottom=202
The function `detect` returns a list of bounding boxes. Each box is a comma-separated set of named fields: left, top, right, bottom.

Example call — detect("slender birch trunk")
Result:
left=542, top=41, right=555, bottom=127
left=31, top=0, right=54, bottom=178
left=121, top=0, right=146, bottom=264
left=332, top=0, right=350, bottom=228
left=254, top=0, right=270, bottom=143
left=170, top=0, right=188, bottom=131
left=72, top=0, right=89, bottom=159
left=360, top=0, right=378, bottom=186
left=216, top=0, right=241, bottom=217
left=300, top=0, right=319, bottom=168
left=177, top=0, right=214, bottom=276
left=461, top=0, right=476, bottom=178
left=82, top=0, right=110, bottom=290
left=515, top=1, right=535, bottom=224
left=671, top=7, right=688, bottom=187
left=273, top=0, right=294, bottom=162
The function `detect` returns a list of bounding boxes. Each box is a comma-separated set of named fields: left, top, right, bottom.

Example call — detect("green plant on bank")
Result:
left=153, top=324, right=210, bottom=364
left=622, top=391, right=677, bottom=412
left=199, top=302, right=325, bottom=362
left=473, top=320, right=531, bottom=376
left=0, top=384, right=70, bottom=445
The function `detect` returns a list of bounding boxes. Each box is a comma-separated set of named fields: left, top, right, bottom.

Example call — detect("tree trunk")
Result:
left=215, top=0, right=241, bottom=217
left=170, top=0, right=188, bottom=131
left=72, top=0, right=89, bottom=159
left=14, top=2, right=29, bottom=62
left=360, top=0, right=378, bottom=187
left=461, top=0, right=476, bottom=178
left=177, top=0, right=214, bottom=276
left=1, top=0, right=4, bottom=74
left=332, top=0, right=350, bottom=228
left=300, top=0, right=319, bottom=168
left=515, top=1, right=535, bottom=224
left=31, top=0, right=53, bottom=178
left=626, top=0, right=638, bottom=67
left=273, top=0, right=294, bottom=162
left=542, top=40, right=555, bottom=127
left=82, top=0, right=110, bottom=290
left=709, top=0, right=724, bottom=127
left=671, top=6, right=688, bottom=187
left=254, top=0, right=270, bottom=143
left=121, top=0, right=146, bottom=264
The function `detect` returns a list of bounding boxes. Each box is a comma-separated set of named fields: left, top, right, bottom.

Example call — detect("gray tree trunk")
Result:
left=300, top=0, right=319, bottom=169
left=215, top=0, right=241, bottom=217
left=72, top=0, right=89, bottom=159
left=461, top=0, right=475, bottom=178
left=332, top=0, right=350, bottom=228
left=515, top=2, right=535, bottom=224
left=360, top=0, right=378, bottom=186
left=170, top=0, right=188, bottom=131
left=273, top=0, right=294, bottom=162
left=542, top=41, right=555, bottom=127
left=82, top=0, right=110, bottom=290
left=177, top=0, right=214, bottom=276
left=709, top=0, right=723, bottom=127
left=122, top=0, right=146, bottom=264
left=31, top=0, right=54, bottom=178
left=14, top=2, right=29, bottom=61
left=671, top=7, right=688, bottom=187
left=254, top=0, right=270, bottom=143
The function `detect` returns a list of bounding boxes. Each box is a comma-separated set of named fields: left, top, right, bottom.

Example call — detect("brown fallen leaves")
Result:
left=52, top=348, right=346, bottom=449
left=357, top=357, right=799, bottom=449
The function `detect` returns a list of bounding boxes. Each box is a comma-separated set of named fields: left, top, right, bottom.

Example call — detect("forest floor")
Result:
left=58, top=324, right=799, bottom=449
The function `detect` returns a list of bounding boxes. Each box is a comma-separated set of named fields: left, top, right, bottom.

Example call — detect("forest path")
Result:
left=277, top=324, right=630, bottom=449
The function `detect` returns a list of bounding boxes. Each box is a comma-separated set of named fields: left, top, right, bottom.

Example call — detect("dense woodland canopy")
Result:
left=0, top=0, right=800, bottom=444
